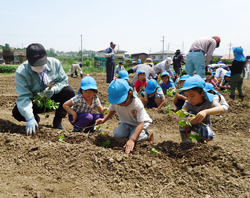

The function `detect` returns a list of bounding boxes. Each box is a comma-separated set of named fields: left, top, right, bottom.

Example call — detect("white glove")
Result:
left=44, top=87, right=55, bottom=98
left=26, top=118, right=38, bottom=135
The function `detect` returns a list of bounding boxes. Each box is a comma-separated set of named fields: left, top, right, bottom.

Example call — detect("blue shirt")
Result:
left=105, top=47, right=115, bottom=60
left=161, top=81, right=175, bottom=94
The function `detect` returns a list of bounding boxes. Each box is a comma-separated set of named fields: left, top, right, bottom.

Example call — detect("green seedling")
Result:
left=151, top=148, right=161, bottom=154
left=105, top=102, right=110, bottom=106
left=165, top=104, right=172, bottom=114
left=33, top=92, right=59, bottom=118
left=96, top=126, right=104, bottom=135
left=106, top=126, right=109, bottom=129
left=166, top=87, right=176, bottom=97
left=138, top=86, right=145, bottom=94
left=239, top=99, right=242, bottom=102
left=102, top=139, right=111, bottom=147
left=59, top=135, right=65, bottom=143
left=188, top=134, right=201, bottom=141
left=222, top=89, right=230, bottom=93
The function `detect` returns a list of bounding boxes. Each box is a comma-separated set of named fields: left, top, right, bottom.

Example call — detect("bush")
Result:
left=0, top=65, right=18, bottom=73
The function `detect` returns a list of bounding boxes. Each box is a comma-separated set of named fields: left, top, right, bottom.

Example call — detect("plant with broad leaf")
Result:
left=103, top=140, right=111, bottom=147
left=59, top=135, right=65, bottom=143
left=166, top=87, right=176, bottom=97
left=151, top=148, right=161, bottom=154
left=165, top=104, right=172, bottom=114
left=96, top=125, right=104, bottom=135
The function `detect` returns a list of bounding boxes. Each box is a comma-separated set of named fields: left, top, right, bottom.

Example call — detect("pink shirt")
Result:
left=205, top=80, right=218, bottom=89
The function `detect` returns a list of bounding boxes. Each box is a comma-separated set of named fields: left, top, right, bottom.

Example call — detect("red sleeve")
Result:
left=134, top=80, right=140, bottom=92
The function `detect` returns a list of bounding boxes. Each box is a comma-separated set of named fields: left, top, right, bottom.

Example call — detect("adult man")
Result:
left=128, top=58, right=157, bottom=86
left=105, top=41, right=116, bottom=83
left=154, top=57, right=174, bottom=78
left=211, top=65, right=228, bottom=85
left=185, top=36, right=221, bottom=78
left=114, top=61, right=125, bottom=76
left=71, top=62, right=83, bottom=78
left=173, top=49, right=185, bottom=77
left=12, top=43, right=75, bottom=134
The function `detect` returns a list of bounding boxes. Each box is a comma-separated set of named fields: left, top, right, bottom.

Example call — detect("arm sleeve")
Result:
left=206, top=42, right=217, bottom=65
left=15, top=73, right=35, bottom=121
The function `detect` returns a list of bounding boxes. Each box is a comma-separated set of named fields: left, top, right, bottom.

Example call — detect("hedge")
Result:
left=0, top=66, right=18, bottom=73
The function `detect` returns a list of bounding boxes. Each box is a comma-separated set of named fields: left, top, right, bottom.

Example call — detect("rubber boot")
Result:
left=80, top=73, right=83, bottom=78
left=229, top=95, right=235, bottom=100
left=53, top=116, right=65, bottom=130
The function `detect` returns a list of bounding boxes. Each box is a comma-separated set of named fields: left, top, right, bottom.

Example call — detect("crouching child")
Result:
left=176, top=76, right=224, bottom=143
left=96, top=79, right=154, bottom=154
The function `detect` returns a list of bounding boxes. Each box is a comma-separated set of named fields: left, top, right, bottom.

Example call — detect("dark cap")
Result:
left=26, top=43, right=47, bottom=66
left=175, top=49, right=181, bottom=54
left=119, top=61, right=123, bottom=64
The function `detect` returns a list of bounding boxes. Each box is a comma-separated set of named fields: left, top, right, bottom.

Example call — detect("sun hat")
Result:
left=137, top=59, right=141, bottom=63
left=212, top=64, right=220, bottom=69
left=173, top=71, right=176, bottom=74
left=110, top=42, right=116, bottom=46
left=161, top=72, right=170, bottom=77
left=118, top=70, right=129, bottom=80
left=108, top=79, right=137, bottom=104
left=218, top=61, right=222, bottom=64
left=225, top=71, right=231, bottom=77
left=80, top=74, right=97, bottom=91
left=145, top=79, right=162, bottom=94
left=211, top=71, right=216, bottom=76
left=26, top=43, right=47, bottom=66
left=144, top=58, right=154, bottom=66
left=166, top=57, right=173, bottom=65
left=179, top=75, right=190, bottom=81
left=205, top=83, right=221, bottom=96
left=232, top=47, right=245, bottom=62
left=177, top=76, right=214, bottom=102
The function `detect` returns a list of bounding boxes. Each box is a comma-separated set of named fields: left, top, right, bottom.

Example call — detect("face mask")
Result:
left=31, top=64, right=46, bottom=73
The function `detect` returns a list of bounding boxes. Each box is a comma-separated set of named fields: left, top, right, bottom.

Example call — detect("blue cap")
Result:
left=205, top=83, right=221, bottom=96
left=218, top=61, right=222, bottom=63
left=118, top=70, right=129, bottom=80
left=225, top=71, right=231, bottom=77
left=232, top=47, right=245, bottom=62
left=145, top=79, right=162, bottom=94
left=161, top=72, right=170, bottom=77
left=137, top=69, right=146, bottom=75
left=80, top=75, right=97, bottom=91
left=110, top=41, right=116, bottom=46
left=177, top=76, right=214, bottom=102
left=137, top=59, right=141, bottom=63
left=173, top=71, right=176, bottom=74
left=211, top=71, right=216, bottom=76
left=179, top=75, right=190, bottom=81
left=108, top=79, right=136, bottom=104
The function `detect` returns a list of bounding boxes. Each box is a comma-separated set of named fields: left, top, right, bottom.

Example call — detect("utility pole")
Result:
left=168, top=43, right=170, bottom=51
left=182, top=41, right=184, bottom=53
left=161, top=36, right=164, bottom=59
left=229, top=42, right=232, bottom=60
left=81, top=35, right=83, bottom=63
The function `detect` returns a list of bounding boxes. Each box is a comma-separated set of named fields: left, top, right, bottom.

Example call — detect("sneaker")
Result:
left=147, top=130, right=154, bottom=142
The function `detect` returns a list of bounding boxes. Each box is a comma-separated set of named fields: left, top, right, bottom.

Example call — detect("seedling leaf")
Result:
left=179, top=120, right=186, bottom=127
left=151, top=148, right=161, bottom=154
left=59, top=135, right=65, bottom=143
left=106, top=140, right=111, bottom=145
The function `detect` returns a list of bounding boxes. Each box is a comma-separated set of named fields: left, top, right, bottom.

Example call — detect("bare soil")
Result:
left=0, top=73, right=250, bottom=198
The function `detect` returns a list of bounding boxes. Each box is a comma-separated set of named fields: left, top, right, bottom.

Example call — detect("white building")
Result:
left=149, top=50, right=176, bottom=62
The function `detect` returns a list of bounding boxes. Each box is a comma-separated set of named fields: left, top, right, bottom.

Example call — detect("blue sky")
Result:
left=1, top=0, right=250, bottom=56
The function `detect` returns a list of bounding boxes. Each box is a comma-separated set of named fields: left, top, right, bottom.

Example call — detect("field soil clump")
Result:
left=0, top=73, right=250, bottom=197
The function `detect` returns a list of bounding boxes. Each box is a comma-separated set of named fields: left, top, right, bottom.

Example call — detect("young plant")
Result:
left=96, top=125, right=104, bottom=135
left=151, top=148, right=161, bottom=154
left=102, top=139, right=111, bottom=147
left=33, top=92, right=59, bottom=118
left=59, top=135, right=65, bottom=143
left=104, top=102, right=110, bottom=114
left=138, top=86, right=145, bottom=94
left=165, top=104, right=172, bottom=114
left=222, top=89, right=230, bottom=93
left=166, top=87, right=176, bottom=97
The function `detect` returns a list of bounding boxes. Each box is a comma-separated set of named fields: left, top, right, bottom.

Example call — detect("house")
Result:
left=131, top=53, right=148, bottom=62
left=95, top=49, right=127, bottom=59
left=220, top=54, right=234, bottom=60
left=149, top=50, right=176, bottom=62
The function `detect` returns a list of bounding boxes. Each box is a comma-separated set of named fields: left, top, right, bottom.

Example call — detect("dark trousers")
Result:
left=106, top=60, right=115, bottom=83
left=174, top=66, right=181, bottom=76
left=12, top=86, right=75, bottom=121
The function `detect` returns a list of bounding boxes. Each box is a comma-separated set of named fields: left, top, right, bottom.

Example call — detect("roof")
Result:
left=131, top=52, right=148, bottom=56
left=96, top=49, right=127, bottom=53
left=212, top=54, right=223, bottom=57
left=149, top=50, right=175, bottom=55
left=221, top=54, right=235, bottom=60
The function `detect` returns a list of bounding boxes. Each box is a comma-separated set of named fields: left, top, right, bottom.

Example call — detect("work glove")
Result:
left=44, top=87, right=55, bottom=98
left=26, top=118, right=38, bottom=135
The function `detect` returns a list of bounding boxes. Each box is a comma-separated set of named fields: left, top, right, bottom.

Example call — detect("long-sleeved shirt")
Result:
left=231, top=60, right=245, bottom=76
left=105, top=47, right=115, bottom=61
left=15, top=57, right=68, bottom=121
left=155, top=60, right=174, bottom=78
left=114, top=65, right=125, bottom=76
left=189, top=37, right=217, bottom=65
left=131, top=64, right=157, bottom=86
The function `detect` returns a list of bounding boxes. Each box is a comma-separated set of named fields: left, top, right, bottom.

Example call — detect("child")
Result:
left=173, top=75, right=189, bottom=110
left=134, top=70, right=147, bottom=96
left=176, top=76, right=224, bottom=143
left=230, top=47, right=245, bottom=101
left=96, top=79, right=154, bottom=154
left=118, top=70, right=132, bottom=87
left=143, top=79, right=165, bottom=110
left=205, top=83, right=229, bottom=111
left=219, top=71, right=231, bottom=91
left=114, top=61, right=125, bottom=77
left=160, top=72, right=175, bottom=95
left=205, top=71, right=218, bottom=89
left=63, top=74, right=107, bottom=133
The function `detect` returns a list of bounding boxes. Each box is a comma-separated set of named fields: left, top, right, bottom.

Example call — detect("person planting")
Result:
left=173, top=75, right=189, bottom=110
left=96, top=78, right=154, bottom=154
left=12, top=43, right=75, bottom=135
left=176, top=76, right=224, bottom=143
left=160, top=72, right=175, bottom=95
left=219, top=71, right=231, bottom=91
left=133, top=70, right=147, bottom=97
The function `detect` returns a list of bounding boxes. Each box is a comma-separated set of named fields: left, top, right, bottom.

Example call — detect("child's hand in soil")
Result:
left=191, top=110, right=206, bottom=125
left=96, top=118, right=105, bottom=125
left=124, top=139, right=135, bottom=153
left=152, top=107, right=159, bottom=110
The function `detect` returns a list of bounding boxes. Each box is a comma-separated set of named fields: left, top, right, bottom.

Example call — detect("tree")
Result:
left=47, top=48, right=56, bottom=57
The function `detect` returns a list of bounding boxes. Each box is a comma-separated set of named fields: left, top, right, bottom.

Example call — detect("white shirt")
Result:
left=214, top=94, right=229, bottom=112
left=109, top=97, right=152, bottom=126
left=214, top=68, right=228, bottom=79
